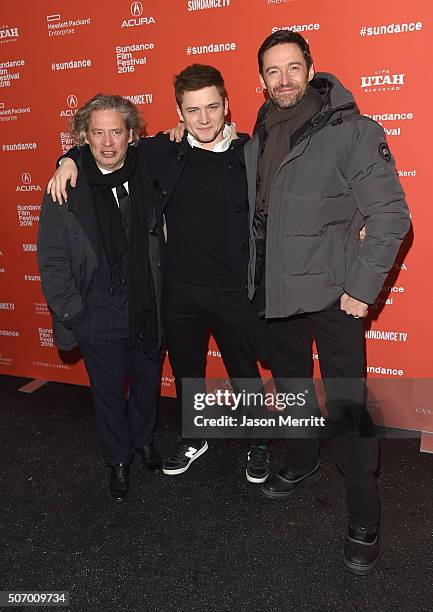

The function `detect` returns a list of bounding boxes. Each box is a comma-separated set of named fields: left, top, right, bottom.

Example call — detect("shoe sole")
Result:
left=111, top=495, right=127, bottom=503
left=162, top=441, right=209, bottom=475
left=245, top=469, right=269, bottom=484
left=143, top=462, right=163, bottom=474
left=108, top=488, right=129, bottom=503
left=343, top=554, right=379, bottom=576
left=260, top=469, right=321, bottom=499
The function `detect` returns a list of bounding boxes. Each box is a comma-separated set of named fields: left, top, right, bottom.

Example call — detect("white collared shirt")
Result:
left=98, top=165, right=128, bottom=206
left=187, top=123, right=234, bottom=153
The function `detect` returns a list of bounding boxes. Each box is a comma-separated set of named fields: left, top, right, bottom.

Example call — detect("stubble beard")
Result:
left=271, top=81, right=307, bottom=110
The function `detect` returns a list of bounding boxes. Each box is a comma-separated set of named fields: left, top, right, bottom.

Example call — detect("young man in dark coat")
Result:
left=38, top=95, right=163, bottom=503
left=47, top=67, right=270, bottom=484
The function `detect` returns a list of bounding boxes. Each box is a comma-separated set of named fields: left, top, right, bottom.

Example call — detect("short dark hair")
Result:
left=69, top=93, right=143, bottom=145
left=258, top=31, right=313, bottom=75
left=174, top=64, right=228, bottom=106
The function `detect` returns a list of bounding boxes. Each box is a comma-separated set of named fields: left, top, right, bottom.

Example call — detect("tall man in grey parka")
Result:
left=37, top=95, right=163, bottom=503
left=246, top=31, right=410, bottom=575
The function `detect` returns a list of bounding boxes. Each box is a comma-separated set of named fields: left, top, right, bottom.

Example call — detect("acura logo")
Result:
left=131, top=1, right=143, bottom=16
left=21, top=172, right=31, bottom=184
left=66, top=95, right=78, bottom=108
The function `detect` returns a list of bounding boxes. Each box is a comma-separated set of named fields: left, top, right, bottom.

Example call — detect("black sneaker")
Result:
left=162, top=440, right=208, bottom=475
left=245, top=445, right=270, bottom=483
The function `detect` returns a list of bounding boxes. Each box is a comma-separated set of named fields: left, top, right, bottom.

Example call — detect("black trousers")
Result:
left=163, top=278, right=262, bottom=437
left=74, top=300, right=160, bottom=465
left=256, top=301, right=379, bottom=528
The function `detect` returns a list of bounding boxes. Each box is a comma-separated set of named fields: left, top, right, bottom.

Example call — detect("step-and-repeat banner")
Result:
left=0, top=1, right=431, bottom=449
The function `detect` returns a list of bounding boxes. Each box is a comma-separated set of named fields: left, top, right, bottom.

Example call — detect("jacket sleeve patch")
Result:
left=378, top=142, right=392, bottom=162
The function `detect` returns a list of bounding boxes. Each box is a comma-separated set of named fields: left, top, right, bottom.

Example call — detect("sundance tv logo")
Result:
left=59, top=94, right=78, bottom=117
left=361, top=70, right=405, bottom=93
left=121, top=2, right=156, bottom=28
left=124, top=93, right=153, bottom=105
left=187, top=0, right=231, bottom=11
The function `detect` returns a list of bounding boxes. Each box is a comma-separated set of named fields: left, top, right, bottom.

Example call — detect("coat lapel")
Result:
left=66, top=176, right=101, bottom=256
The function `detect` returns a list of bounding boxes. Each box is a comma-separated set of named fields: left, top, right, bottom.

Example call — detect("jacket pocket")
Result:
left=52, top=315, right=78, bottom=351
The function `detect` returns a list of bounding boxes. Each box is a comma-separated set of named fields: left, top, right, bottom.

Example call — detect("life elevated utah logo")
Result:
left=59, top=94, right=78, bottom=117
left=0, top=25, right=19, bottom=44
left=121, top=2, right=156, bottom=28
left=361, top=69, right=405, bottom=93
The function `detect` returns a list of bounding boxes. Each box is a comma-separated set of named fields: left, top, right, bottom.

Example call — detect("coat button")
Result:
left=235, top=205, right=244, bottom=213
left=241, top=243, right=248, bottom=253
left=73, top=233, right=78, bottom=239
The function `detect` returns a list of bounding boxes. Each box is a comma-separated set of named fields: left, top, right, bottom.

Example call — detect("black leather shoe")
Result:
left=108, top=463, right=130, bottom=503
left=135, top=445, right=162, bottom=473
left=343, top=524, right=380, bottom=576
left=260, top=463, right=320, bottom=499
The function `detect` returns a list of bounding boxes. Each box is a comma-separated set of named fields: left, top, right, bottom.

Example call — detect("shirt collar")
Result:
left=98, top=165, right=123, bottom=175
left=96, top=165, right=128, bottom=202
left=187, top=123, right=234, bottom=152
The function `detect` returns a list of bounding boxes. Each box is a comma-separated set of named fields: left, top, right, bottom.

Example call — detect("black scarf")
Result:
left=82, top=144, right=153, bottom=336
left=257, top=85, right=322, bottom=212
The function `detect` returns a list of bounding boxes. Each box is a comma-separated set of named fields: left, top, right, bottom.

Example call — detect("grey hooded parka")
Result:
left=245, top=72, right=411, bottom=318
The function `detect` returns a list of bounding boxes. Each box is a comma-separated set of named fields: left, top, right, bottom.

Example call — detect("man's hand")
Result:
left=46, top=158, right=78, bottom=205
left=359, top=226, right=366, bottom=241
left=340, top=293, right=369, bottom=318
left=163, top=122, right=185, bottom=142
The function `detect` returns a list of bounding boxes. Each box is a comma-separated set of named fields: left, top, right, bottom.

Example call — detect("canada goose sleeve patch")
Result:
left=378, top=142, right=392, bottom=162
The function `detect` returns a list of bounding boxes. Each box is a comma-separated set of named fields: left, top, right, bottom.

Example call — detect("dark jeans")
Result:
left=163, top=278, right=263, bottom=441
left=256, top=301, right=379, bottom=528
